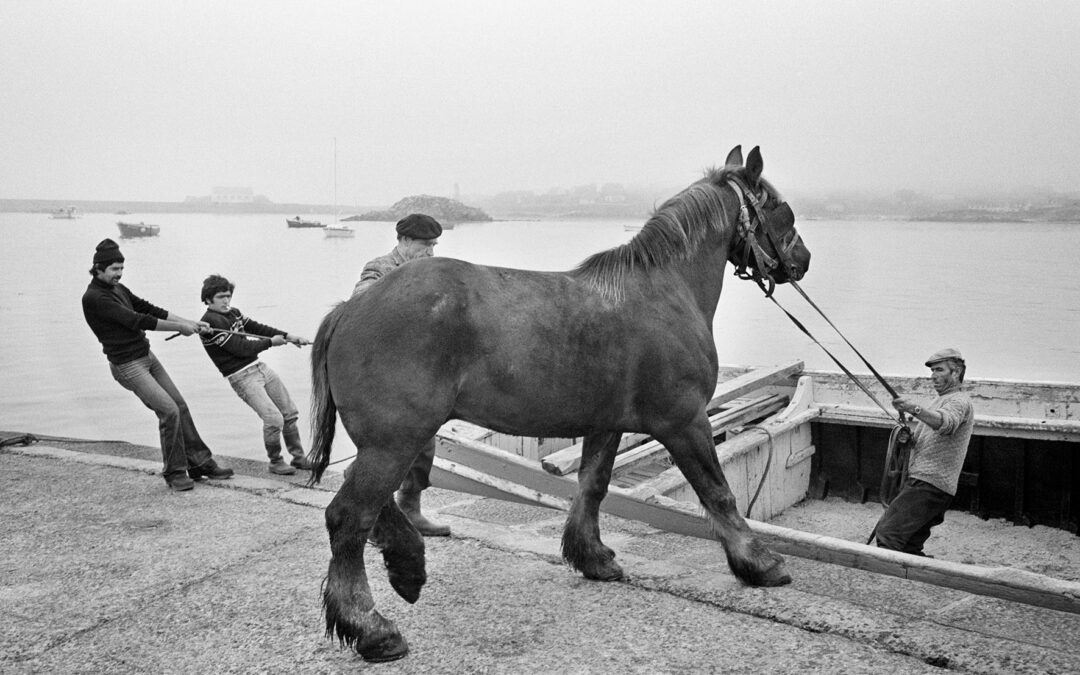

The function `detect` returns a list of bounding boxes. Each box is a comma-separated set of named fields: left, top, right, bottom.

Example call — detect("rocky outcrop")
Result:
left=345, top=194, right=492, bottom=223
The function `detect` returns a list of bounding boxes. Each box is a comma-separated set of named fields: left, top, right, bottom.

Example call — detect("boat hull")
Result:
left=116, top=221, right=160, bottom=238
left=286, top=218, right=324, bottom=228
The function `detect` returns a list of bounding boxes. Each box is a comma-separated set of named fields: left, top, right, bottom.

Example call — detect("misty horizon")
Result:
left=3, top=2, right=1077, bottom=207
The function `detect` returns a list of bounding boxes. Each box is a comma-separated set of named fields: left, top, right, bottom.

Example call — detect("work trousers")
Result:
left=110, top=352, right=213, bottom=480
left=874, top=478, right=953, bottom=555
left=227, top=362, right=304, bottom=461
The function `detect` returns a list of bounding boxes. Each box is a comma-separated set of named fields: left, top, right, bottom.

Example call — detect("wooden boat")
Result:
left=324, top=224, right=355, bottom=238
left=286, top=217, right=325, bottom=228
left=429, top=361, right=1080, bottom=614
left=116, top=221, right=160, bottom=238
left=49, top=206, right=81, bottom=219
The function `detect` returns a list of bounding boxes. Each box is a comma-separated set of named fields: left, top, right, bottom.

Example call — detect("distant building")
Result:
left=211, top=186, right=254, bottom=204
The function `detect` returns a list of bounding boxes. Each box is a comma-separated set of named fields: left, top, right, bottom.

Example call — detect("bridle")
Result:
left=727, top=176, right=905, bottom=422
left=726, top=176, right=802, bottom=298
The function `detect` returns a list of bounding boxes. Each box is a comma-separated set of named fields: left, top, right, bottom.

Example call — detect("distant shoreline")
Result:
left=5, top=198, right=1080, bottom=224
left=0, top=198, right=372, bottom=216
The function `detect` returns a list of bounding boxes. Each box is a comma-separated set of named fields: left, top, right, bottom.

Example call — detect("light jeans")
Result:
left=110, top=352, right=213, bottom=480
left=227, top=361, right=304, bottom=461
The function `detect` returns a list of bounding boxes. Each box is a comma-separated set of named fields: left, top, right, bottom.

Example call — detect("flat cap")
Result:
left=925, top=347, right=964, bottom=366
left=395, top=213, right=443, bottom=240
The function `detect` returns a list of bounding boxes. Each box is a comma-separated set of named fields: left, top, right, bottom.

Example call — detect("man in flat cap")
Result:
left=82, top=238, right=234, bottom=492
left=349, top=214, right=450, bottom=536
left=874, top=348, right=974, bottom=555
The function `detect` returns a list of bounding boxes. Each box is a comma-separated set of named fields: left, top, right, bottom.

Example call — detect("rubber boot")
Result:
left=395, top=489, right=450, bottom=537
left=266, top=441, right=296, bottom=475
left=283, top=423, right=312, bottom=470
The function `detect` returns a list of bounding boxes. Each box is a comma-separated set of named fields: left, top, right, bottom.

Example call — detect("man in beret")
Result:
left=874, top=348, right=974, bottom=555
left=82, top=238, right=234, bottom=492
left=349, top=214, right=450, bottom=536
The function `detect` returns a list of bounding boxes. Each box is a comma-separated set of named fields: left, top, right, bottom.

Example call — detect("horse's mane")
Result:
left=572, top=167, right=779, bottom=300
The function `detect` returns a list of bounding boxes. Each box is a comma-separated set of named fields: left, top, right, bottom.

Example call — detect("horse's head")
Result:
left=722, top=146, right=811, bottom=291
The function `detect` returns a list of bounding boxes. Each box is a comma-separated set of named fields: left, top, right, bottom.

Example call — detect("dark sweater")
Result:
left=200, top=307, right=285, bottom=377
left=82, top=278, right=169, bottom=364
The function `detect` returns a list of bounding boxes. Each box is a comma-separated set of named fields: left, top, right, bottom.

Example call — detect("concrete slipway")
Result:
left=1, top=434, right=1077, bottom=674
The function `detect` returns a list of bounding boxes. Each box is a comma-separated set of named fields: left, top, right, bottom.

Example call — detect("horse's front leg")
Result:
left=323, top=453, right=419, bottom=663
left=562, top=431, right=624, bottom=580
left=659, top=415, right=791, bottom=587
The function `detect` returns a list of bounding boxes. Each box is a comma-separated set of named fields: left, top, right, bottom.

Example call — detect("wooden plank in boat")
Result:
left=540, top=360, right=803, bottom=476
left=609, top=394, right=789, bottom=474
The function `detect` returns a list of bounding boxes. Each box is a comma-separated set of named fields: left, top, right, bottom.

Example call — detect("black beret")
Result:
left=93, top=238, right=124, bottom=266
left=395, top=213, right=443, bottom=239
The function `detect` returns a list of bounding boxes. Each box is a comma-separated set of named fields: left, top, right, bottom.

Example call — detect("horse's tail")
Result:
left=308, top=301, right=348, bottom=485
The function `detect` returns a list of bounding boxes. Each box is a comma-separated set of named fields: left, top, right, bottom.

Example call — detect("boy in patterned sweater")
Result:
left=199, top=274, right=313, bottom=475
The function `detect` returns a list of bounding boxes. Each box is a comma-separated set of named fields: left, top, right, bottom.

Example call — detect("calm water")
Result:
left=3, top=212, right=1079, bottom=466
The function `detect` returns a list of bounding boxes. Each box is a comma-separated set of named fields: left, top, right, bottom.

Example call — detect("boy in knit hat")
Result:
left=199, top=274, right=313, bottom=475
left=82, top=238, right=233, bottom=492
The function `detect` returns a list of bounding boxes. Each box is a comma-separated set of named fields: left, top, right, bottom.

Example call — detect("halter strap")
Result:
left=727, top=179, right=779, bottom=295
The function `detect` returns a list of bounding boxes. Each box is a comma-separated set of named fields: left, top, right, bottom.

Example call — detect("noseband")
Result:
left=727, top=176, right=802, bottom=297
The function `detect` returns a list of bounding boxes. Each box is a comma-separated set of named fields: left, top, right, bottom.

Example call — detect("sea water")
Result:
left=2, top=212, right=1079, bottom=464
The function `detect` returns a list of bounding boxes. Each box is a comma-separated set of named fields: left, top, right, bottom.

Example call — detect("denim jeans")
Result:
left=110, top=352, right=213, bottom=480
left=874, top=478, right=953, bottom=555
left=228, top=362, right=304, bottom=461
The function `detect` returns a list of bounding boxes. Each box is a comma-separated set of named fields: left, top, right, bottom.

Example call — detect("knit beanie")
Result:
left=93, top=238, right=125, bottom=266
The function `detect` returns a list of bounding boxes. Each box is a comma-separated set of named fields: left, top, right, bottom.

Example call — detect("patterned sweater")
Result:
left=351, top=247, right=408, bottom=297
left=907, top=388, right=975, bottom=496
left=200, top=307, right=285, bottom=377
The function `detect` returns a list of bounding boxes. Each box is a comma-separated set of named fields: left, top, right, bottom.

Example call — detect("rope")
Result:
left=765, top=292, right=899, bottom=419
left=744, top=425, right=775, bottom=518
left=865, top=425, right=912, bottom=545
left=786, top=279, right=900, bottom=399
left=323, top=453, right=357, bottom=468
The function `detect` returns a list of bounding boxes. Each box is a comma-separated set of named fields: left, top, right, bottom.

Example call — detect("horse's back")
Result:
left=327, top=256, right=718, bottom=436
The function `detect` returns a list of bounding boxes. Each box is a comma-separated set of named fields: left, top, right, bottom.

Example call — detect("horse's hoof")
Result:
left=359, top=632, right=409, bottom=663
left=760, top=562, right=792, bottom=587
left=582, top=559, right=625, bottom=582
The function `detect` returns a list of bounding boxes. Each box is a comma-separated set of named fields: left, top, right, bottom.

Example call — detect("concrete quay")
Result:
left=1, top=434, right=1077, bottom=674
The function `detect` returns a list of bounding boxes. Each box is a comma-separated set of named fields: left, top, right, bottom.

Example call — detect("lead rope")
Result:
left=753, top=276, right=913, bottom=544
left=763, top=284, right=900, bottom=420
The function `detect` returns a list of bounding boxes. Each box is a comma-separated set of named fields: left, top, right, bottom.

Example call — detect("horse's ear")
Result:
left=725, top=146, right=743, bottom=167
left=745, top=146, right=763, bottom=185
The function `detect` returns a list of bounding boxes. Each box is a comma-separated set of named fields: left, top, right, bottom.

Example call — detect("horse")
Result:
left=308, top=146, right=811, bottom=662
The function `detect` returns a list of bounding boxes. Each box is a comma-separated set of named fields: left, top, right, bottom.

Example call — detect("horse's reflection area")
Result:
left=308, top=145, right=811, bottom=662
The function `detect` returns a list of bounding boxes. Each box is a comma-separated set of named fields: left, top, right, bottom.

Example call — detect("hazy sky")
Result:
left=2, top=1, right=1077, bottom=205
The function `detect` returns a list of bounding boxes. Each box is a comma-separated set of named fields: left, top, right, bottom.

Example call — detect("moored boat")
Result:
left=49, top=206, right=81, bottom=219
left=287, top=216, right=325, bottom=228
left=116, top=221, right=160, bottom=238
left=324, top=224, right=355, bottom=238
left=427, top=361, right=1080, bottom=613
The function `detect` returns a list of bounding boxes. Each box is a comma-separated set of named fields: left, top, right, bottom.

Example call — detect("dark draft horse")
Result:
left=308, top=146, right=811, bottom=662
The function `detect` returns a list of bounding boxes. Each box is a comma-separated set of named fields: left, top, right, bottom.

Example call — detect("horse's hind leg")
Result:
left=562, top=431, right=624, bottom=581
left=323, top=448, right=424, bottom=663
left=660, top=418, right=791, bottom=587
